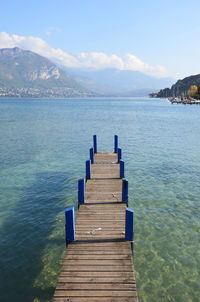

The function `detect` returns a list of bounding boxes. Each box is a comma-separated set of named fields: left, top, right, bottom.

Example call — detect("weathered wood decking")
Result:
left=53, top=151, right=138, bottom=302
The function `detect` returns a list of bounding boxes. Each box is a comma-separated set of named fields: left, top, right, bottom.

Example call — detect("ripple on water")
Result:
left=0, top=97, right=200, bottom=302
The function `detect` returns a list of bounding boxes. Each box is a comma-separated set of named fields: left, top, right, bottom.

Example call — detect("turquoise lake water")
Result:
left=0, top=97, right=199, bottom=302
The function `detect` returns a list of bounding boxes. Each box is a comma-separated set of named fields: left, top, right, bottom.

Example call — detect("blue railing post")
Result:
left=122, top=178, right=128, bottom=204
left=114, top=135, right=118, bottom=153
left=125, top=207, right=134, bottom=241
left=118, top=148, right=122, bottom=163
left=86, top=160, right=91, bottom=180
left=78, top=178, right=85, bottom=204
left=93, top=135, right=97, bottom=153
left=120, top=160, right=125, bottom=178
left=90, top=147, right=94, bottom=164
left=65, top=207, right=75, bottom=244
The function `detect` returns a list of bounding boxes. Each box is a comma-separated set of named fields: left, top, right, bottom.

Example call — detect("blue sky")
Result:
left=0, top=0, right=200, bottom=78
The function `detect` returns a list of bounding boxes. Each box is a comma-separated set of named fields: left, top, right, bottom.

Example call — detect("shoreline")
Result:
left=166, top=97, right=200, bottom=105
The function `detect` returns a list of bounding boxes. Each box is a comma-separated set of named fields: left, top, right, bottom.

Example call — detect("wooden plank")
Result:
left=75, top=231, right=125, bottom=235
left=66, top=245, right=128, bottom=249
left=77, top=211, right=124, bottom=215
left=92, top=164, right=120, bottom=169
left=53, top=298, right=138, bottom=302
left=77, top=210, right=125, bottom=215
left=57, top=277, right=136, bottom=283
left=91, top=174, right=120, bottom=179
left=54, top=290, right=137, bottom=297
left=66, top=242, right=130, bottom=248
left=65, top=249, right=129, bottom=254
left=76, top=216, right=125, bottom=220
left=85, top=192, right=122, bottom=199
left=75, top=222, right=125, bottom=226
left=75, top=226, right=125, bottom=230
left=75, top=221, right=124, bottom=225
left=85, top=197, right=122, bottom=203
left=75, top=226, right=125, bottom=231
left=75, top=225, right=125, bottom=229
left=85, top=200, right=122, bottom=204
left=65, top=250, right=129, bottom=255
left=79, top=204, right=125, bottom=210
left=86, top=179, right=122, bottom=186
left=75, top=236, right=125, bottom=241
left=77, top=212, right=124, bottom=217
left=75, top=220, right=125, bottom=224
left=64, top=255, right=131, bottom=260
left=61, top=265, right=133, bottom=272
left=58, top=271, right=135, bottom=278
left=75, top=233, right=125, bottom=237
left=86, top=186, right=122, bottom=192
left=62, top=259, right=133, bottom=265
left=56, top=283, right=137, bottom=290
left=78, top=207, right=125, bottom=214
left=76, top=214, right=125, bottom=219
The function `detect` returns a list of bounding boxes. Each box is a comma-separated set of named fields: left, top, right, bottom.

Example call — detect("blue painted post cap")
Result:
left=65, top=207, right=75, bottom=243
left=125, top=207, right=134, bottom=241
left=122, top=178, right=128, bottom=204
left=114, top=135, right=118, bottom=153
left=90, top=147, right=94, bottom=164
left=118, top=148, right=122, bottom=163
left=120, top=159, right=125, bottom=178
left=93, top=135, right=97, bottom=153
left=86, top=159, right=91, bottom=180
left=78, top=178, right=85, bottom=204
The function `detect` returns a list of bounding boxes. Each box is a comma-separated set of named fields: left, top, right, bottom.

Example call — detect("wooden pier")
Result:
left=53, top=136, right=138, bottom=302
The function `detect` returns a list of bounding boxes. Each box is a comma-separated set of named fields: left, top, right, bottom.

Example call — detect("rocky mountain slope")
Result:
left=0, top=47, right=92, bottom=97
left=156, top=74, right=200, bottom=97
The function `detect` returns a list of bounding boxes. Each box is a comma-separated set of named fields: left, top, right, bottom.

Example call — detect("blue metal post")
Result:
left=78, top=178, right=85, bottom=204
left=90, top=147, right=94, bottom=164
left=122, top=178, right=128, bottom=204
left=114, top=135, right=118, bottom=153
left=86, top=160, right=91, bottom=180
left=93, top=135, right=97, bottom=153
left=120, top=160, right=125, bottom=178
left=65, top=207, right=75, bottom=244
left=125, top=207, right=134, bottom=241
left=118, top=148, right=122, bottom=163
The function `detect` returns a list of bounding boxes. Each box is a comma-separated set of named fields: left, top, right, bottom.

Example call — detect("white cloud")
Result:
left=124, top=53, right=166, bottom=77
left=0, top=32, right=167, bottom=77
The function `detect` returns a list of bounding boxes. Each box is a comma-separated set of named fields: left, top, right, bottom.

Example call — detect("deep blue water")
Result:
left=0, top=97, right=199, bottom=302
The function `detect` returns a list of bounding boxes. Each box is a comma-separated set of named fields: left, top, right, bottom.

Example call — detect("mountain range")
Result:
left=65, top=67, right=174, bottom=96
left=0, top=47, right=174, bottom=97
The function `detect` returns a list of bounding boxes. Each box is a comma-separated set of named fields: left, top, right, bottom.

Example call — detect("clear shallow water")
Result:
left=0, top=97, right=199, bottom=302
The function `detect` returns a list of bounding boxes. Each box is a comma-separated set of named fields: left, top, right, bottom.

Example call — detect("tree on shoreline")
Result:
left=188, top=85, right=198, bottom=97
left=193, top=86, right=200, bottom=100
